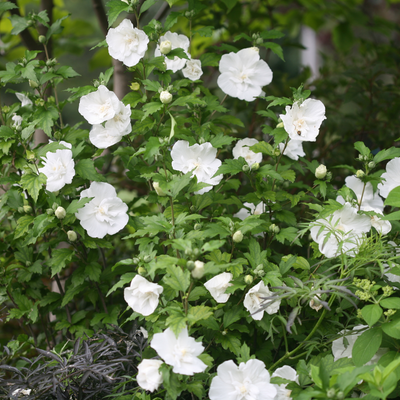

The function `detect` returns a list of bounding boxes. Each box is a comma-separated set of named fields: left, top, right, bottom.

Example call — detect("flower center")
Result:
left=294, top=118, right=306, bottom=135
left=240, top=385, right=247, bottom=394
left=126, top=32, right=138, bottom=45
left=99, top=103, right=111, bottom=114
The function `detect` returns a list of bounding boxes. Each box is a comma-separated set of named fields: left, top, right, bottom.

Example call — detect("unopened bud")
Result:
left=160, top=40, right=172, bottom=55
left=38, top=35, right=47, bottom=44
left=242, top=164, right=250, bottom=172
left=274, top=148, right=280, bottom=156
left=46, top=208, right=54, bottom=215
left=244, top=275, right=253, bottom=285
left=368, top=161, right=376, bottom=169
left=67, top=230, right=77, bottom=241
left=23, top=205, right=32, bottom=213
left=28, top=80, right=38, bottom=88
left=153, top=181, right=167, bottom=196
left=276, top=122, right=284, bottom=128
left=255, top=38, right=263, bottom=45
left=269, top=224, right=280, bottom=234
left=233, top=230, right=243, bottom=243
left=93, top=80, right=100, bottom=88
left=160, top=90, right=172, bottom=104
left=55, top=206, right=66, bottom=219
left=358, top=154, right=364, bottom=161
left=194, top=223, right=202, bottom=230
left=143, top=255, right=152, bottom=263
left=26, top=150, right=35, bottom=161
left=326, top=388, right=336, bottom=398
left=356, top=170, right=365, bottom=178
left=138, top=266, right=146, bottom=275
left=186, top=260, right=195, bottom=271
left=251, top=162, right=259, bottom=171
left=35, top=99, right=45, bottom=107
left=252, top=33, right=259, bottom=40
left=18, top=207, right=24, bottom=213
left=315, top=164, right=327, bottom=179
left=132, top=257, right=140, bottom=264
left=130, top=82, right=140, bottom=91
left=191, top=261, right=205, bottom=279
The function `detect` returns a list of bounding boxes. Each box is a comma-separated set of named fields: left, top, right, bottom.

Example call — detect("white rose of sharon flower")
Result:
left=171, top=140, right=222, bottom=195
left=124, top=275, right=163, bottom=316
left=75, top=182, right=129, bottom=239
left=89, top=124, right=127, bottom=149
left=38, top=142, right=75, bottom=192
left=280, top=98, right=326, bottom=142
left=154, top=31, right=190, bottom=73
left=233, top=138, right=262, bottom=167
left=234, top=202, right=265, bottom=220
left=378, top=157, right=400, bottom=198
left=272, top=365, right=299, bottom=400
left=310, top=202, right=371, bottom=258
left=209, top=359, right=277, bottom=400
left=217, top=47, right=273, bottom=102
left=182, top=59, right=203, bottom=81
left=106, top=19, right=149, bottom=67
left=204, top=272, right=233, bottom=303
left=78, top=85, right=121, bottom=125
left=244, top=281, right=280, bottom=320
left=136, top=359, right=163, bottom=392
left=278, top=139, right=305, bottom=161
left=150, top=326, right=207, bottom=376
left=12, top=114, right=23, bottom=127
left=16, top=92, right=32, bottom=107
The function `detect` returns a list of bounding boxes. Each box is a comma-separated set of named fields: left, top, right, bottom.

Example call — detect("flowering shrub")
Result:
left=1, top=1, right=400, bottom=400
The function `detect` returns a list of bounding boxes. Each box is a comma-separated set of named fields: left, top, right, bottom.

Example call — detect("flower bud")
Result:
left=193, top=248, right=200, bottom=256
left=326, top=388, right=336, bottom=398
left=23, top=205, right=32, bottom=213
left=269, top=224, right=280, bottom=234
left=35, top=99, right=45, bottom=107
left=186, top=260, right=195, bottom=271
left=138, top=266, right=146, bottom=275
left=276, top=122, right=284, bottom=128
left=244, top=275, right=253, bottom=285
left=55, top=206, right=66, bottom=219
left=18, top=207, right=24, bottom=213
left=130, top=82, right=140, bottom=91
left=368, top=161, right=376, bottom=169
left=315, top=164, right=327, bottom=179
left=191, top=261, right=205, bottom=279
left=358, top=154, right=364, bottom=161
left=242, top=164, right=250, bottom=172
left=143, top=255, right=152, bottom=263
left=185, top=248, right=192, bottom=256
left=38, top=35, right=47, bottom=44
left=255, top=38, right=263, bottom=45
left=160, top=40, right=172, bottom=55
left=2, top=106, right=10, bottom=113
left=194, top=223, right=202, bottom=230
left=252, top=33, right=259, bottom=40
left=160, top=90, right=172, bottom=104
left=132, top=257, right=140, bottom=264
left=67, top=230, right=77, bottom=241
left=233, top=230, right=243, bottom=243
left=274, top=148, right=281, bottom=156
left=251, top=162, right=259, bottom=171
left=356, top=170, right=365, bottom=178
left=153, top=181, right=167, bottom=196
left=29, top=80, right=38, bottom=88
left=26, top=150, right=35, bottom=161
left=46, top=208, right=54, bottom=215
left=93, top=79, right=100, bottom=88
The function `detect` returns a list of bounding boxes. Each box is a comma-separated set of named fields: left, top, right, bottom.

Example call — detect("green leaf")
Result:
left=216, top=332, right=241, bottom=355
left=164, top=264, right=190, bottom=293
left=0, top=140, right=14, bottom=155
left=223, top=305, right=245, bottom=328
left=142, top=102, right=163, bottom=120
left=106, top=273, right=136, bottom=296
left=352, top=328, right=382, bottom=367
left=214, top=158, right=245, bottom=177
left=166, top=309, right=188, bottom=336
left=380, top=298, right=400, bottom=309
left=261, top=42, right=284, bottom=61
left=46, top=15, right=69, bottom=40
left=62, top=284, right=85, bottom=307
left=187, top=305, right=213, bottom=326
left=14, top=215, right=34, bottom=239
left=354, top=141, right=370, bottom=157
left=33, top=106, right=59, bottom=137
left=0, top=126, right=15, bottom=140
left=260, top=29, right=285, bottom=40
left=385, top=187, right=400, bottom=207
left=233, top=33, right=252, bottom=42
left=361, top=304, right=383, bottom=327
left=165, top=47, right=189, bottom=60
left=66, top=197, right=92, bottom=214
left=250, top=141, right=274, bottom=156
left=140, top=0, right=159, bottom=14
left=106, top=0, right=130, bottom=27
left=170, top=172, right=193, bottom=197
left=332, top=22, right=354, bottom=53
left=47, top=248, right=74, bottom=277
left=9, top=14, right=29, bottom=35
left=142, top=79, right=162, bottom=92
left=210, top=133, right=237, bottom=149
left=220, top=0, right=238, bottom=12
left=168, top=111, right=176, bottom=142
left=193, top=26, right=214, bottom=37
left=381, top=314, right=400, bottom=339
left=85, top=262, right=102, bottom=282
left=374, top=147, right=400, bottom=164
left=199, top=52, right=220, bottom=67
left=20, top=173, right=46, bottom=202
left=0, top=2, right=18, bottom=12
left=75, top=159, right=106, bottom=182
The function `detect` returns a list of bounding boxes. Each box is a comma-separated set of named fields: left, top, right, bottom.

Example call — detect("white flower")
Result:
left=272, top=366, right=299, bottom=400
left=310, top=203, right=371, bottom=258
left=182, top=59, right=203, bottom=81
left=315, top=164, right=327, bottom=179
left=11, top=388, right=32, bottom=396
left=89, top=124, right=127, bottom=149
left=78, top=85, right=120, bottom=125
left=12, top=114, right=23, bottom=127
left=278, top=140, right=305, bottom=161
left=280, top=99, right=326, bottom=142
left=106, top=19, right=149, bottom=67
left=75, top=182, right=129, bottom=239
left=209, top=359, right=277, bottom=400
left=160, top=90, right=173, bottom=104
left=104, top=100, right=131, bottom=133
left=150, top=326, right=207, bottom=375
left=16, top=92, right=32, bottom=107
left=191, top=260, right=205, bottom=279
left=384, top=241, right=400, bottom=286
left=378, top=157, right=400, bottom=198
left=171, top=140, right=222, bottom=195
left=154, top=31, right=190, bottom=72
left=137, top=359, right=163, bottom=392
left=124, top=275, right=163, bottom=316
left=217, top=48, right=273, bottom=102
left=370, top=214, right=391, bottom=235
left=233, top=138, right=262, bottom=167
left=233, top=230, right=244, bottom=243
left=244, top=281, right=280, bottom=320
left=67, top=230, right=77, bottom=241
left=38, top=144, right=75, bottom=192
left=139, top=326, right=149, bottom=338
left=204, top=272, right=233, bottom=303
left=234, top=202, right=265, bottom=220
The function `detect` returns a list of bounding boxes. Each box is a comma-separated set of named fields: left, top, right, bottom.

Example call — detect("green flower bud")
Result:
left=368, top=161, right=376, bottom=169
left=18, top=206, right=25, bottom=213
left=191, top=261, right=205, bottom=279
left=160, top=40, right=172, bottom=55
left=244, top=275, right=253, bottom=285
left=35, top=99, right=45, bottom=107
left=26, top=150, right=35, bottom=161
left=130, top=82, right=140, bottom=91
left=153, top=181, right=167, bottom=196
left=55, top=206, right=66, bottom=219
left=356, top=170, right=365, bottom=178
left=46, top=208, right=54, bottom=215
left=2, top=106, right=10, bottom=113
left=143, top=255, right=152, bottom=263
left=93, top=80, right=100, bottom=88
left=255, top=37, right=263, bottom=45
left=233, top=230, right=243, bottom=243
left=251, top=162, right=260, bottom=171
left=193, top=248, right=200, bottom=256
left=138, top=266, right=146, bottom=275
left=132, top=257, right=140, bottom=264
left=67, top=230, right=77, bottom=241
left=276, top=122, right=284, bottom=128
left=186, top=260, right=195, bottom=271
left=269, top=224, right=280, bottom=234
left=326, top=388, right=336, bottom=398
left=242, top=164, right=250, bottom=172
left=28, top=80, right=39, bottom=88
left=23, top=205, right=32, bottom=213
left=274, top=148, right=281, bottom=156
left=252, top=33, right=259, bottom=40
left=38, top=35, right=47, bottom=44
left=315, top=164, right=327, bottom=179
left=194, top=223, right=202, bottom=230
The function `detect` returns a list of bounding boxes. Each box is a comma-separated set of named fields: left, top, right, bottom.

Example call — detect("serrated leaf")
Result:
left=187, top=305, right=213, bottom=326
left=14, top=215, right=34, bottom=239
left=165, top=47, right=189, bottom=60
left=85, top=262, right=102, bottom=282
left=66, top=197, right=93, bottom=214
left=46, top=15, right=68, bottom=40
left=199, top=52, right=220, bottom=67
left=164, top=264, right=190, bottom=293
left=210, top=133, right=237, bottom=149
left=48, top=248, right=74, bottom=277
left=233, top=33, right=252, bottom=42
left=106, top=0, right=130, bottom=27
left=354, top=141, right=370, bottom=157
left=20, top=173, right=46, bottom=202
left=0, top=2, right=18, bottom=12
left=260, top=29, right=285, bottom=40
left=140, top=0, right=158, bottom=13
left=262, top=42, right=284, bottom=61
left=374, top=147, right=400, bottom=164
left=250, top=141, right=274, bottom=155
left=75, top=159, right=106, bottom=182
left=9, top=14, right=29, bottom=35
left=62, top=284, right=85, bottom=307
left=214, top=158, right=245, bottom=177
left=106, top=272, right=136, bottom=296
left=33, top=106, right=59, bottom=137
left=216, top=332, right=241, bottom=355
left=142, top=102, right=163, bottom=120
left=166, top=309, right=188, bottom=336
